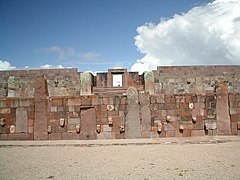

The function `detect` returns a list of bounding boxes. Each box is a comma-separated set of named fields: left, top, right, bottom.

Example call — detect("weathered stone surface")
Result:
left=34, top=75, right=49, bottom=140
left=16, top=107, right=28, bottom=133
left=80, top=72, right=93, bottom=95
left=80, top=108, right=97, bottom=140
left=125, top=86, right=141, bottom=139
left=144, top=71, right=155, bottom=94
left=7, top=76, right=19, bottom=97
left=139, top=93, right=151, bottom=131
left=216, top=82, right=231, bottom=135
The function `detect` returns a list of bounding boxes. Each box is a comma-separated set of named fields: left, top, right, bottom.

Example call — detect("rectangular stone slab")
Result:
left=34, top=75, right=49, bottom=140
left=125, top=87, right=141, bottom=139
left=16, top=107, right=28, bottom=133
left=80, top=107, right=97, bottom=140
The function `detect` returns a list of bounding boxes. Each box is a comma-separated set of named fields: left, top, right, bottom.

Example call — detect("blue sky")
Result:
left=1, top=0, right=240, bottom=73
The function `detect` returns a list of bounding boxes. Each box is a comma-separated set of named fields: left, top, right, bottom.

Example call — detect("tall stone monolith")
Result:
left=216, top=82, right=231, bottom=135
left=125, top=86, right=141, bottom=138
left=144, top=71, right=155, bottom=95
left=34, top=75, right=49, bottom=140
left=80, top=72, right=93, bottom=95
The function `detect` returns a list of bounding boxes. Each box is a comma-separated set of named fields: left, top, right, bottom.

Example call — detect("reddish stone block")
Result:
left=115, top=133, right=124, bottom=139
left=34, top=75, right=48, bottom=140
left=231, top=122, right=238, bottom=135
left=61, top=133, right=80, bottom=140
left=230, top=114, right=239, bottom=122
left=27, top=111, right=34, bottom=119
left=102, top=97, right=109, bottom=105
left=149, top=131, right=159, bottom=138
left=0, top=134, right=8, bottom=140
left=180, top=103, right=188, bottom=109
left=28, top=119, right=34, bottom=127
left=49, top=133, right=62, bottom=140
left=51, top=98, right=63, bottom=106
left=54, top=126, right=67, bottom=133
left=216, top=92, right=231, bottom=135
left=67, top=98, right=81, bottom=106
left=118, top=104, right=126, bottom=111
left=229, top=102, right=238, bottom=108
left=141, top=131, right=150, bottom=138
left=164, top=123, right=177, bottom=131
left=182, top=124, right=193, bottom=130
left=185, top=95, right=192, bottom=103
left=92, top=96, right=101, bottom=105
left=81, top=96, right=92, bottom=106
left=0, top=126, right=10, bottom=134
left=229, top=95, right=236, bottom=102
left=192, top=119, right=204, bottom=130
left=192, top=96, right=197, bottom=103
left=191, top=130, right=205, bottom=136
left=112, top=117, right=122, bottom=132
left=8, top=133, right=33, bottom=140
left=108, top=111, right=118, bottom=117
left=150, top=96, right=157, bottom=104
left=182, top=130, right=192, bottom=137
left=166, top=104, right=175, bottom=110
left=80, top=108, right=97, bottom=140
left=166, top=130, right=175, bottom=137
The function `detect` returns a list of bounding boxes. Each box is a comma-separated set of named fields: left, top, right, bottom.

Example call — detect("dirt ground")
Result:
left=0, top=140, right=240, bottom=180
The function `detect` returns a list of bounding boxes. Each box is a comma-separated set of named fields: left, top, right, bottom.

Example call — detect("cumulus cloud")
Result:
left=40, top=64, right=64, bottom=69
left=35, top=46, right=100, bottom=60
left=131, top=0, right=240, bottom=74
left=0, top=60, right=16, bottom=70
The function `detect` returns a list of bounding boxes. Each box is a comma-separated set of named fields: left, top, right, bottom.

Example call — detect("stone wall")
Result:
left=0, top=68, right=80, bottom=97
left=153, top=66, right=240, bottom=94
left=0, top=65, right=240, bottom=140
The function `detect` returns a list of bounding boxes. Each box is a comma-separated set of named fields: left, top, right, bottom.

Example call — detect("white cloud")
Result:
left=80, top=52, right=100, bottom=59
left=40, top=64, right=64, bottom=69
left=35, top=46, right=100, bottom=60
left=0, top=60, right=16, bottom=70
left=131, top=0, right=240, bottom=74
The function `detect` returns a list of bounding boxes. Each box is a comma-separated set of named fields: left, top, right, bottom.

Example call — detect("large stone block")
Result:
left=34, top=75, right=49, bottom=140
left=216, top=82, right=231, bottom=135
left=16, top=107, right=28, bottom=133
left=80, top=108, right=97, bottom=140
left=139, top=93, right=151, bottom=131
left=144, top=71, right=155, bottom=94
left=80, top=72, right=93, bottom=95
left=125, top=87, right=141, bottom=139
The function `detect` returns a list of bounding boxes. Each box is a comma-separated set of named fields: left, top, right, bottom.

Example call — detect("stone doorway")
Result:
left=79, top=107, right=97, bottom=140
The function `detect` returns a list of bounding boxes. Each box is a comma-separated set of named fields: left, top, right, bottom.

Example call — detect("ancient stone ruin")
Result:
left=0, top=66, right=240, bottom=140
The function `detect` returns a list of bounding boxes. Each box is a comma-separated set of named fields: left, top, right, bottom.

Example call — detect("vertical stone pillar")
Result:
left=80, top=72, right=93, bottom=95
left=216, top=82, right=231, bottom=135
left=125, top=86, right=141, bottom=138
left=80, top=107, right=97, bottom=140
left=34, top=75, right=49, bottom=140
left=16, top=107, right=28, bottom=133
left=144, top=71, right=155, bottom=95
left=7, top=76, right=19, bottom=97
left=139, top=93, right=151, bottom=133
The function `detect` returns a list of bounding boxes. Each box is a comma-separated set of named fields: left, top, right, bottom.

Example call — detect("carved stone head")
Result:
left=96, top=125, right=101, bottom=134
left=47, top=126, right=52, bottom=134
left=59, top=118, right=65, bottom=127
left=10, top=125, right=15, bottom=134
left=157, top=122, right=163, bottom=132
left=76, top=124, right=80, bottom=133
left=119, top=126, right=125, bottom=134
left=0, top=118, right=5, bottom=127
